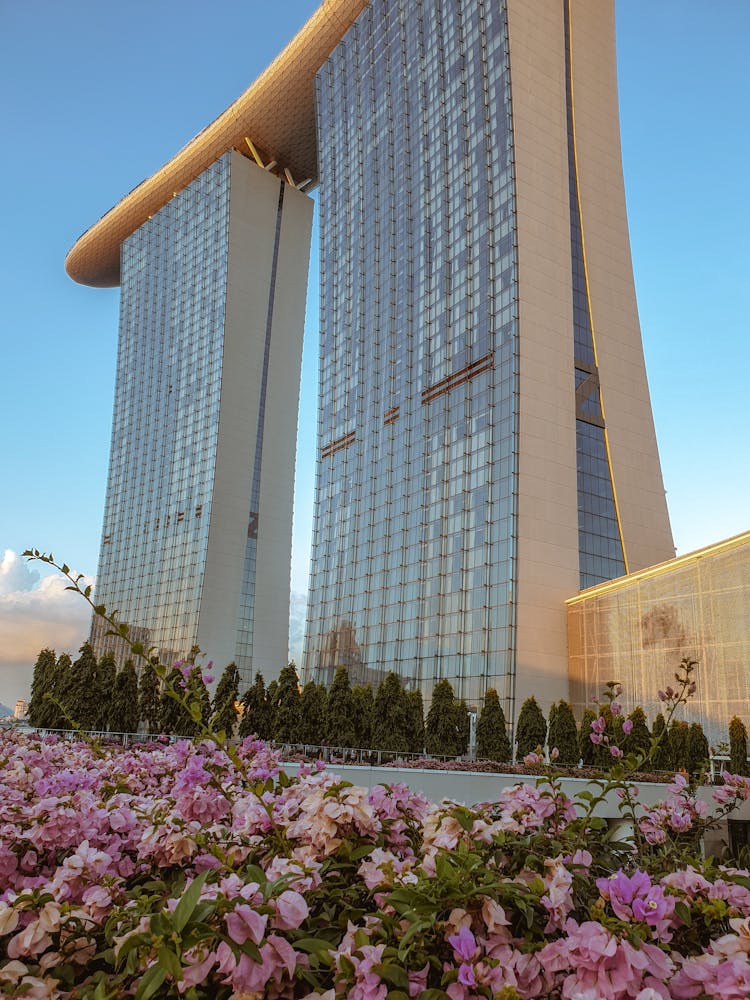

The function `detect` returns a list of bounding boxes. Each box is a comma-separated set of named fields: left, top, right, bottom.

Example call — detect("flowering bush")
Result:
left=7, top=553, right=750, bottom=997
left=2, top=729, right=750, bottom=998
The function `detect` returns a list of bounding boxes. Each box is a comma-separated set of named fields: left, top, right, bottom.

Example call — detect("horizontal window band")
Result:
left=422, top=358, right=495, bottom=403
left=422, top=351, right=495, bottom=403
left=321, top=431, right=355, bottom=457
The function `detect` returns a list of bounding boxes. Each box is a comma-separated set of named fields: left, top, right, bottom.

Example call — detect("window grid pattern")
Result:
left=91, top=156, right=231, bottom=668
left=563, top=0, right=626, bottom=589
left=304, top=0, right=519, bottom=711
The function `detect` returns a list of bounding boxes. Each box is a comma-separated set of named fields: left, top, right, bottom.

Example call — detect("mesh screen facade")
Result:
left=568, top=533, right=750, bottom=747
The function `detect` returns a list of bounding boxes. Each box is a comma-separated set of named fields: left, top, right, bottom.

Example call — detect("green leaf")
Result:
left=374, top=963, right=410, bottom=990
left=294, top=938, right=334, bottom=964
left=674, top=900, right=693, bottom=926
left=418, top=991, right=451, bottom=1000
left=173, top=870, right=209, bottom=933
left=135, top=963, right=166, bottom=1000
left=157, top=945, right=183, bottom=980
left=339, top=955, right=356, bottom=977
left=386, top=992, right=410, bottom=1000
left=243, top=864, right=267, bottom=886
left=149, top=912, right=171, bottom=937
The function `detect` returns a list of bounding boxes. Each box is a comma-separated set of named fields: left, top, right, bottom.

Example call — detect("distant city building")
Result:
left=568, top=531, right=750, bottom=747
left=303, top=0, right=673, bottom=721
left=14, top=700, right=28, bottom=720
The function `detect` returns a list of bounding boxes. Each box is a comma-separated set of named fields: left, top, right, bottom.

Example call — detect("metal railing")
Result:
left=4, top=724, right=742, bottom=782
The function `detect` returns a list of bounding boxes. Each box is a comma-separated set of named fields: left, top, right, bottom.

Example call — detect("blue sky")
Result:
left=0, top=1, right=748, bottom=704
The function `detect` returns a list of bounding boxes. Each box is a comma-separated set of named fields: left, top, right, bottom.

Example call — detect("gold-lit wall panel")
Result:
left=568, top=533, right=750, bottom=746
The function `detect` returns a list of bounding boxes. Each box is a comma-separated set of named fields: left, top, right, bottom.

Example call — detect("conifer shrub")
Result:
left=350, top=685, right=374, bottom=748
left=549, top=700, right=579, bottom=766
left=138, top=660, right=161, bottom=734
left=729, top=715, right=749, bottom=776
left=67, top=643, right=100, bottom=730
left=372, top=672, right=409, bottom=753
left=272, top=665, right=301, bottom=743
left=623, top=705, right=651, bottom=759
left=404, top=688, right=425, bottom=753
left=476, top=688, right=511, bottom=763
left=579, top=707, right=597, bottom=766
left=425, top=679, right=464, bottom=757
left=514, top=696, right=547, bottom=760
left=651, top=713, right=674, bottom=772
left=669, top=719, right=690, bottom=772
left=27, top=648, right=57, bottom=728
left=108, top=660, right=140, bottom=734
left=211, top=663, right=240, bottom=738
left=686, top=721, right=710, bottom=776
left=239, top=672, right=271, bottom=740
left=299, top=681, right=328, bottom=745
left=97, top=652, right=117, bottom=730
left=326, top=667, right=356, bottom=747
left=159, top=667, right=188, bottom=735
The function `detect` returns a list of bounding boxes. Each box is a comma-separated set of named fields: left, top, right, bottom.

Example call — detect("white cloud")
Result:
left=0, top=549, right=40, bottom=595
left=0, top=550, right=93, bottom=705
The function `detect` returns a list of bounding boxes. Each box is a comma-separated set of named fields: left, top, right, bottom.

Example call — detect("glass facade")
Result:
left=568, top=533, right=750, bottom=748
left=92, top=156, right=231, bottom=668
left=563, top=0, right=626, bottom=590
left=304, top=0, right=519, bottom=708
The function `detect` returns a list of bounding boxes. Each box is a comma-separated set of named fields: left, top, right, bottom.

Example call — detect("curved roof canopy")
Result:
left=66, top=0, right=368, bottom=287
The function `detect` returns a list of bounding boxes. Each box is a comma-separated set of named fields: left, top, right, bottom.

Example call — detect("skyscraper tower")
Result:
left=80, top=154, right=311, bottom=683
left=65, top=0, right=366, bottom=684
left=67, top=0, right=673, bottom=720
left=303, top=0, right=673, bottom=719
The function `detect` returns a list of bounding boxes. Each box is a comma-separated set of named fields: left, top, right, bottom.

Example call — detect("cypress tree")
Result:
left=160, top=667, right=190, bottom=735
left=239, top=672, right=271, bottom=740
left=266, top=680, right=280, bottom=738
left=211, top=663, right=240, bottom=738
left=97, top=652, right=117, bottom=731
left=547, top=702, right=559, bottom=755
left=299, top=682, right=328, bottom=745
left=623, top=705, right=651, bottom=761
left=515, top=696, right=547, bottom=760
left=108, top=660, right=140, bottom=734
left=373, top=672, right=409, bottom=752
left=326, top=667, right=356, bottom=747
left=28, top=648, right=57, bottom=728
left=686, top=721, right=710, bottom=776
left=404, top=688, right=425, bottom=753
left=351, top=685, right=374, bottom=748
left=139, top=661, right=162, bottom=734
left=186, top=667, right=211, bottom=734
left=669, top=719, right=690, bottom=772
left=68, top=643, right=100, bottom=730
left=273, top=664, right=301, bottom=743
left=552, top=701, right=579, bottom=766
left=476, top=688, right=512, bottom=763
left=47, top=653, right=72, bottom=730
left=455, top=699, right=470, bottom=756
left=579, top=707, right=598, bottom=766
left=591, top=705, right=624, bottom=768
left=425, top=679, right=461, bottom=757
left=651, top=713, right=673, bottom=772
left=729, top=716, right=749, bottom=776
